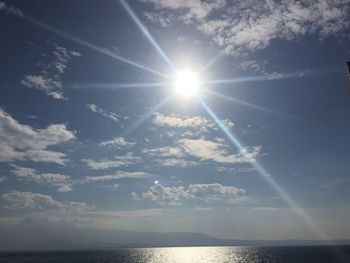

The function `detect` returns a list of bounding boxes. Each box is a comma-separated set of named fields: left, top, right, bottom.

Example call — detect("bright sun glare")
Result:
left=174, top=70, right=199, bottom=98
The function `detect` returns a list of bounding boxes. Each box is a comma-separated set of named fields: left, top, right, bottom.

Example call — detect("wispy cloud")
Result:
left=1, top=191, right=92, bottom=212
left=86, top=104, right=121, bottom=122
left=142, top=0, right=350, bottom=55
left=21, top=43, right=81, bottom=99
left=216, top=166, right=257, bottom=174
left=321, top=178, right=350, bottom=188
left=82, top=171, right=151, bottom=183
left=0, top=108, right=75, bottom=165
left=99, top=137, right=135, bottom=148
left=132, top=183, right=245, bottom=206
left=82, top=153, right=141, bottom=170
left=88, top=208, right=167, bottom=219
left=154, top=158, right=198, bottom=167
left=142, top=146, right=185, bottom=158
left=152, top=113, right=234, bottom=138
left=178, top=138, right=262, bottom=164
left=10, top=165, right=73, bottom=192
left=142, top=146, right=198, bottom=167
left=0, top=1, right=22, bottom=16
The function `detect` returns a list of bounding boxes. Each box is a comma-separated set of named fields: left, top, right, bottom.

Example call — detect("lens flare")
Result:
left=174, top=70, right=200, bottom=98
left=119, top=0, right=175, bottom=69
left=199, top=97, right=331, bottom=241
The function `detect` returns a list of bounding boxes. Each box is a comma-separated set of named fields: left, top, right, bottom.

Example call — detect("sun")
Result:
left=174, top=70, right=200, bottom=98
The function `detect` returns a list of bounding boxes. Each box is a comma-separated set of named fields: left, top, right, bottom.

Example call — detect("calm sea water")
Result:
left=0, top=246, right=350, bottom=263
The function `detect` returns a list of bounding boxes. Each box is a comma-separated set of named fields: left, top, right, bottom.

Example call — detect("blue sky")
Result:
left=0, top=0, right=350, bottom=240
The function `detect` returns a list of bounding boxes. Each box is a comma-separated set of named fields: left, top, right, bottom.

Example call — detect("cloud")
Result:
left=82, top=171, right=151, bottom=183
left=153, top=112, right=214, bottom=131
left=221, top=119, right=235, bottom=129
left=100, top=183, right=120, bottom=190
left=0, top=1, right=23, bottom=16
left=0, top=177, right=6, bottom=183
left=88, top=208, right=167, bottom=219
left=142, top=146, right=184, bottom=157
left=21, top=75, right=64, bottom=99
left=144, top=11, right=173, bottom=27
left=178, top=138, right=262, bottom=164
left=86, top=104, right=120, bottom=122
left=142, top=137, right=259, bottom=166
left=321, top=178, right=350, bottom=188
left=238, top=59, right=284, bottom=77
left=99, top=137, right=135, bottom=148
left=1, top=191, right=91, bottom=212
left=21, top=43, right=81, bottom=99
left=151, top=113, right=234, bottom=138
left=154, top=158, right=198, bottom=167
left=10, top=165, right=73, bottom=192
left=142, top=0, right=350, bottom=55
left=216, top=166, right=257, bottom=174
left=142, top=146, right=198, bottom=167
left=0, top=108, right=75, bottom=165
left=82, top=153, right=141, bottom=170
left=0, top=2, right=6, bottom=10
left=132, top=183, right=245, bottom=205
left=140, top=0, right=226, bottom=20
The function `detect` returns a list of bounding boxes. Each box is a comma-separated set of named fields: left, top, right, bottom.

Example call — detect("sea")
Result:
left=0, top=246, right=350, bottom=263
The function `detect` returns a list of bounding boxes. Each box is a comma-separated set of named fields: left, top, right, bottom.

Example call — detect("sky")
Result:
left=0, top=0, right=350, bottom=242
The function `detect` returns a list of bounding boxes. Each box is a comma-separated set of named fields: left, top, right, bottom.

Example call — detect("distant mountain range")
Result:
left=34, top=235, right=350, bottom=252
left=0, top=222, right=349, bottom=251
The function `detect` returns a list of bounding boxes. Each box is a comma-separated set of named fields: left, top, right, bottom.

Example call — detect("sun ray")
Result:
left=122, top=96, right=171, bottom=136
left=119, top=0, right=175, bottom=69
left=203, top=75, right=275, bottom=85
left=199, top=97, right=332, bottom=241
left=205, top=89, right=295, bottom=119
left=19, top=14, right=168, bottom=78
left=199, top=52, right=224, bottom=73
left=202, top=67, right=342, bottom=87
left=73, top=82, right=170, bottom=89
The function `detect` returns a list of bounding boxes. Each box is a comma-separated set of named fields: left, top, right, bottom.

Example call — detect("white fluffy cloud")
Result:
left=86, top=104, right=121, bottom=122
left=132, top=183, right=245, bottom=205
left=82, top=171, right=151, bottom=183
left=179, top=138, right=261, bottom=164
left=0, top=109, right=75, bottom=165
left=82, top=153, right=141, bottom=170
left=1, top=191, right=91, bottom=212
left=152, top=113, right=234, bottom=138
left=10, top=165, right=73, bottom=192
left=142, top=137, right=260, bottom=166
left=142, top=0, right=350, bottom=54
left=21, top=43, right=81, bottom=99
left=153, top=112, right=214, bottom=130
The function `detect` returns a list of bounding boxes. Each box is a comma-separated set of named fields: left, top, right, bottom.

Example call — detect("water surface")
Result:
left=1, top=246, right=350, bottom=263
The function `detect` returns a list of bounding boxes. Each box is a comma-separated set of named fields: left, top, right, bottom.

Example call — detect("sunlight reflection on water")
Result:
left=1, top=246, right=350, bottom=263
left=124, top=246, right=256, bottom=263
